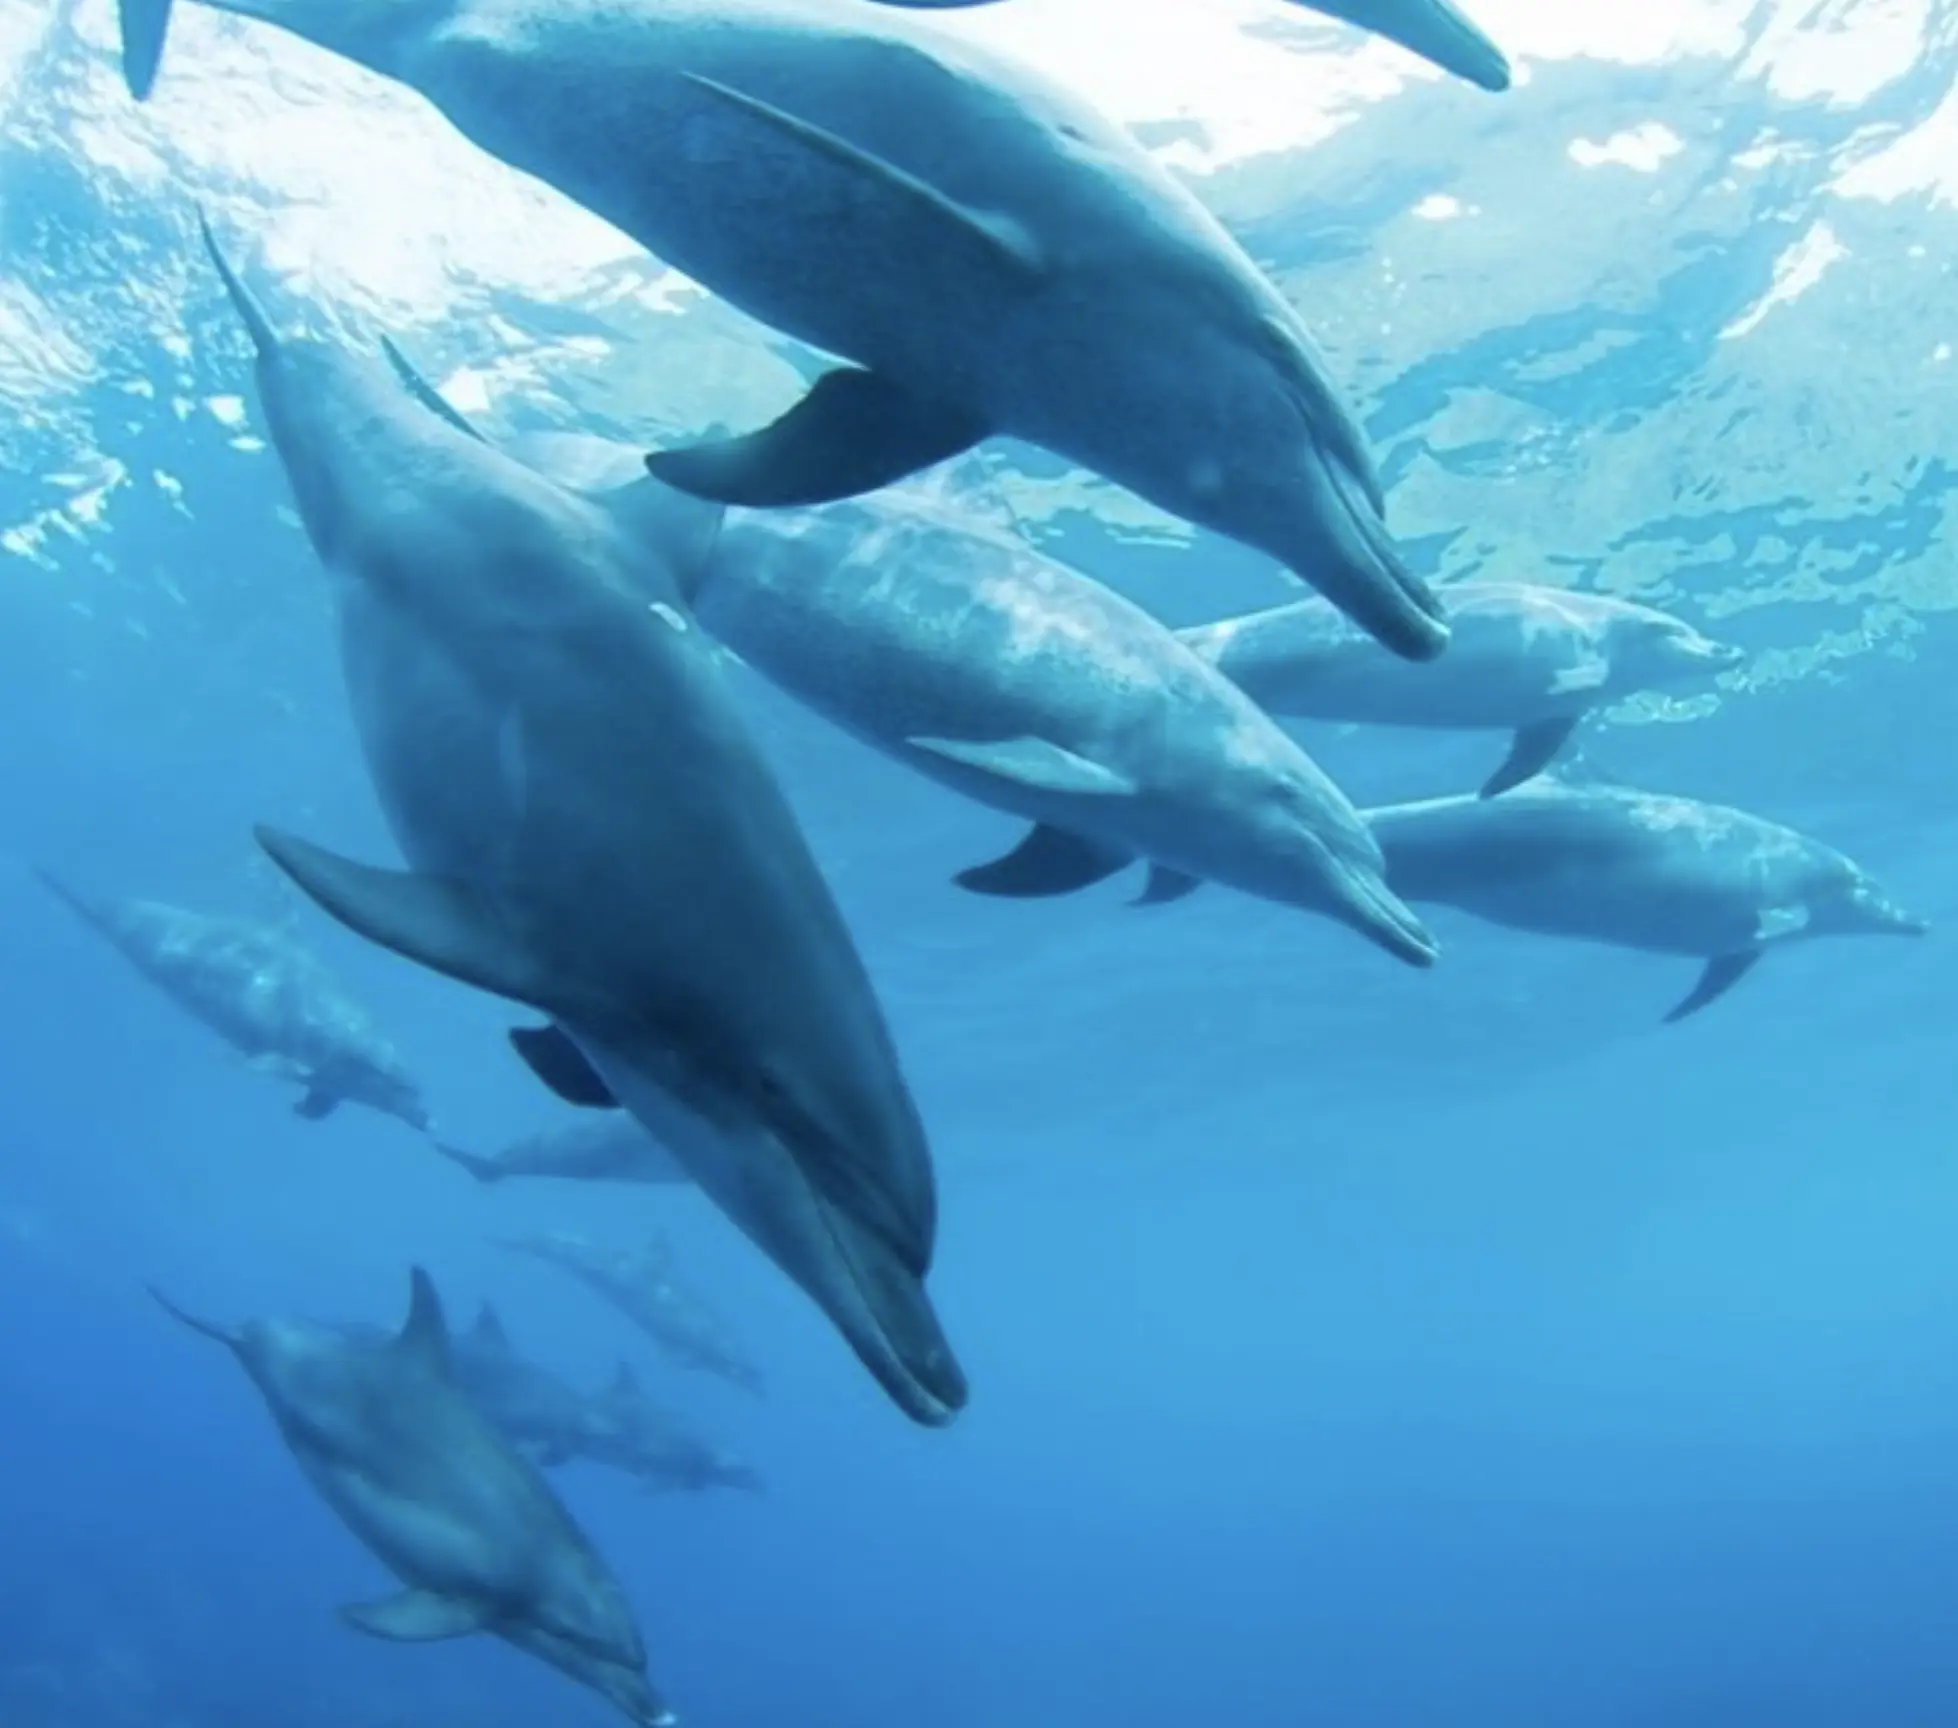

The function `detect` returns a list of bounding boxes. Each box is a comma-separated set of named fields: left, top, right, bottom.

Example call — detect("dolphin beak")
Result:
left=1333, top=864, right=1441, bottom=969
left=1857, top=888, right=1928, bottom=936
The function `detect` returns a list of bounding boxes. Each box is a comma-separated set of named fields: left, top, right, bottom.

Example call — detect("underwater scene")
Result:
left=3, top=0, right=1956, bottom=1723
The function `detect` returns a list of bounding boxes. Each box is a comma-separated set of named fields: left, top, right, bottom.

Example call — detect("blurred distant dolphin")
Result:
left=192, top=215, right=966, bottom=1427
left=151, top=1269, right=670, bottom=1724
left=432, top=1116, right=691, bottom=1189
left=1364, top=779, right=1928, bottom=1021
left=1179, top=583, right=1744, bottom=797
left=372, top=355, right=1437, bottom=965
left=34, top=869, right=430, bottom=1130
left=114, top=0, right=1450, bottom=662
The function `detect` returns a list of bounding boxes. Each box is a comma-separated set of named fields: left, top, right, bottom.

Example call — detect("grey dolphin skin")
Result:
left=503, top=1231, right=767, bottom=1397
left=432, top=1116, right=692, bottom=1189
left=1180, top=582, right=1745, bottom=797
left=192, top=218, right=964, bottom=1428
left=34, top=869, right=430, bottom=1130
left=114, top=0, right=1449, bottom=663
left=372, top=375, right=1437, bottom=967
left=1364, top=779, right=1927, bottom=1021
left=151, top=1269, right=673, bottom=1725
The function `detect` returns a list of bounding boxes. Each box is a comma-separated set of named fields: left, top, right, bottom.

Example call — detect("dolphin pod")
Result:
left=191, top=214, right=965, bottom=1428
left=151, top=1269, right=673, bottom=1725
left=114, top=0, right=1453, bottom=661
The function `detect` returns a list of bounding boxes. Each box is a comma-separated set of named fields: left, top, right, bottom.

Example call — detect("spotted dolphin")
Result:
left=191, top=215, right=964, bottom=1426
left=115, top=0, right=1448, bottom=661
left=1365, top=779, right=1927, bottom=1021
left=151, top=1269, right=671, bottom=1724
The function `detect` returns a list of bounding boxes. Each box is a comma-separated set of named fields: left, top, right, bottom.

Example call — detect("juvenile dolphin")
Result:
left=152, top=1269, right=670, bottom=1724
left=193, top=217, right=964, bottom=1427
left=35, top=869, right=430, bottom=1129
left=432, top=1116, right=691, bottom=1189
left=1365, top=779, right=1927, bottom=1021
left=373, top=379, right=1437, bottom=964
left=115, top=0, right=1448, bottom=662
left=588, top=1360, right=767, bottom=1494
left=503, top=1231, right=767, bottom=1397
left=1180, top=582, right=1744, bottom=797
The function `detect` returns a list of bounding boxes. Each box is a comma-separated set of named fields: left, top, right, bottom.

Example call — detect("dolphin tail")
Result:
left=195, top=211, right=280, bottom=359
left=430, top=1141, right=507, bottom=1185
left=146, top=1284, right=241, bottom=1350
left=118, top=0, right=174, bottom=98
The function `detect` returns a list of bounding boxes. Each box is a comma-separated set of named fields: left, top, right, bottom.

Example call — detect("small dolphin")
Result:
left=151, top=1269, right=671, bottom=1724
left=35, top=869, right=429, bottom=1130
left=194, top=216, right=963, bottom=1426
left=432, top=1116, right=691, bottom=1189
left=370, top=370, right=1436, bottom=966
left=504, top=1231, right=767, bottom=1398
left=1180, top=582, right=1744, bottom=797
left=116, top=0, right=1448, bottom=661
left=588, top=1360, right=768, bottom=1496
left=1365, top=779, right=1927, bottom=1021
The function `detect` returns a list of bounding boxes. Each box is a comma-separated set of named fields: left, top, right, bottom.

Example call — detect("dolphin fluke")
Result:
left=196, top=211, right=281, bottom=360
left=146, top=1284, right=240, bottom=1350
left=118, top=0, right=174, bottom=99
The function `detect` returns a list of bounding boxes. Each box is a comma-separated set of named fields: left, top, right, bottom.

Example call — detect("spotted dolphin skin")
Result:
left=34, top=869, right=430, bottom=1130
left=1364, top=780, right=1927, bottom=1021
left=1180, top=582, right=1744, bottom=797
left=152, top=1269, right=672, bottom=1725
left=114, top=0, right=1448, bottom=662
left=192, top=216, right=965, bottom=1428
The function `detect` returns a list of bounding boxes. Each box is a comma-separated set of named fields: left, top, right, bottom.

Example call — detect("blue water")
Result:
left=5, top=2, right=1958, bottom=1724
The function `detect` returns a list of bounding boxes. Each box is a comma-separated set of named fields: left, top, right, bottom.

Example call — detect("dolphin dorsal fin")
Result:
left=608, top=1361, right=643, bottom=1402
left=196, top=209, right=279, bottom=360
left=378, top=336, right=489, bottom=444
left=397, top=1267, right=452, bottom=1376
left=470, top=1302, right=512, bottom=1354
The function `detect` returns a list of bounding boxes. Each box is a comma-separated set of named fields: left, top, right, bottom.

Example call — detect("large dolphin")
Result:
left=1365, top=779, right=1928, bottom=1021
left=151, top=1269, right=670, bottom=1725
left=35, top=869, right=430, bottom=1130
left=371, top=374, right=1437, bottom=964
left=503, top=1231, right=767, bottom=1397
left=432, top=1116, right=691, bottom=1189
left=115, top=0, right=1449, bottom=662
left=1179, top=582, right=1745, bottom=797
left=192, top=217, right=964, bottom=1426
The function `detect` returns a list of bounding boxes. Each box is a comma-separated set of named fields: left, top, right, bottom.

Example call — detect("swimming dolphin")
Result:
left=1179, top=583, right=1744, bottom=797
left=35, top=868, right=430, bottom=1130
left=192, top=216, right=964, bottom=1427
left=115, top=0, right=1448, bottom=662
left=367, top=370, right=1437, bottom=964
left=503, top=1231, right=767, bottom=1397
left=1364, top=779, right=1928, bottom=1021
left=588, top=1360, right=768, bottom=1494
left=151, top=1269, right=671, bottom=1724
left=432, top=1116, right=691, bottom=1188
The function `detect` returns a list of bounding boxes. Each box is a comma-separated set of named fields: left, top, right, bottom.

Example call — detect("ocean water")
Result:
left=4, top=1, right=1958, bottom=1724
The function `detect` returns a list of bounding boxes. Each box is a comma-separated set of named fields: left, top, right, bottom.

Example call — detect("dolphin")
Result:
left=503, top=1231, right=767, bottom=1397
left=432, top=1116, right=691, bottom=1188
left=114, top=0, right=1449, bottom=662
left=34, top=868, right=430, bottom=1130
left=151, top=1268, right=671, bottom=1725
left=1364, top=779, right=1928, bottom=1021
left=1179, top=582, right=1745, bottom=797
left=588, top=1361, right=768, bottom=1494
left=191, top=215, right=963, bottom=1426
left=368, top=363, right=1437, bottom=964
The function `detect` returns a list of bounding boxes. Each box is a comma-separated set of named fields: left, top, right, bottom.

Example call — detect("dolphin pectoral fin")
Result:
left=431, top=1141, right=504, bottom=1184
left=1482, top=717, right=1579, bottom=798
left=954, top=824, right=1133, bottom=898
left=1663, top=952, right=1761, bottom=1024
left=146, top=1285, right=240, bottom=1351
left=676, top=72, right=1046, bottom=281
left=341, top=1590, right=489, bottom=1642
left=508, top=1024, right=621, bottom=1109
left=293, top=1087, right=341, bottom=1121
left=1299, top=0, right=1512, bottom=92
left=909, top=735, right=1139, bottom=797
left=1133, top=864, right=1203, bottom=906
left=118, top=0, right=174, bottom=98
left=378, top=337, right=487, bottom=443
left=254, top=826, right=552, bottom=1012
left=646, top=369, right=987, bottom=507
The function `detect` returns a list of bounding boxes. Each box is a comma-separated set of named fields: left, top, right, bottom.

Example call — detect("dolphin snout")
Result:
left=1334, top=865, right=1441, bottom=969
left=1701, top=638, right=1747, bottom=671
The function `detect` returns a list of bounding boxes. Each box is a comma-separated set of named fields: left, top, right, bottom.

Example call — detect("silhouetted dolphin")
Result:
left=151, top=1269, right=671, bottom=1724
left=192, top=215, right=964, bottom=1426
left=114, top=0, right=1450, bottom=661
left=35, top=868, right=429, bottom=1129
left=1366, top=779, right=1927, bottom=1021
